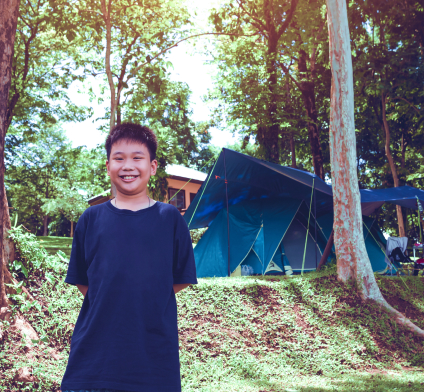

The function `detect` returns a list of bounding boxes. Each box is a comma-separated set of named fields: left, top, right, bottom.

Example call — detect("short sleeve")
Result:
left=65, top=210, right=89, bottom=286
left=173, top=210, right=198, bottom=285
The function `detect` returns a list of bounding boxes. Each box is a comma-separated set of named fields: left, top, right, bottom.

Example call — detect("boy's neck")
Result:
left=113, top=192, right=154, bottom=211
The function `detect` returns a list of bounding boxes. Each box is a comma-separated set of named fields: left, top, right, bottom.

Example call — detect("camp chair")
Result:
left=384, top=237, right=408, bottom=276
left=385, top=236, right=419, bottom=276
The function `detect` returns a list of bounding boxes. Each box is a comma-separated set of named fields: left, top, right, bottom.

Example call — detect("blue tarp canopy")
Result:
left=360, top=185, right=424, bottom=216
left=184, top=148, right=333, bottom=229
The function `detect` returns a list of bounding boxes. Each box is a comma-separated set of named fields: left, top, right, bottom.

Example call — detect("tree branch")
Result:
left=276, top=0, right=298, bottom=39
left=236, top=0, right=267, bottom=32
left=391, top=96, right=421, bottom=116
left=128, top=31, right=260, bottom=80
left=277, top=61, right=301, bottom=90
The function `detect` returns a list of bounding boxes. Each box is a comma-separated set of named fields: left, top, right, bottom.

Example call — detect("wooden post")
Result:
left=317, top=229, right=334, bottom=271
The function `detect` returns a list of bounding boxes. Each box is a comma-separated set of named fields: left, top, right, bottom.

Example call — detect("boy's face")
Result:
left=106, top=139, right=157, bottom=197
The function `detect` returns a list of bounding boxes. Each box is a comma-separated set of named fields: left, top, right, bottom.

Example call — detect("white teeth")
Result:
left=123, top=176, right=136, bottom=179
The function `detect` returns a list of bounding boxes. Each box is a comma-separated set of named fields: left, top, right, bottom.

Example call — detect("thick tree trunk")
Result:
left=0, top=2, right=45, bottom=360
left=0, top=1, right=63, bottom=368
left=0, top=0, right=20, bottom=313
left=381, top=92, right=405, bottom=237
left=326, top=0, right=423, bottom=337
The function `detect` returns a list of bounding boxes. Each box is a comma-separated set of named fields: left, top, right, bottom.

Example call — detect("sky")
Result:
left=62, top=0, right=238, bottom=151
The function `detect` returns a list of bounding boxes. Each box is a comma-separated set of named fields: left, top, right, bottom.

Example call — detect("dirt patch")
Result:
left=239, top=285, right=283, bottom=309
left=383, top=295, right=424, bottom=323
left=366, top=368, right=389, bottom=375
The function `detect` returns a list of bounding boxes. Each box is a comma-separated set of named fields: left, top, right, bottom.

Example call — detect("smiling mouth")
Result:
left=119, top=175, right=139, bottom=181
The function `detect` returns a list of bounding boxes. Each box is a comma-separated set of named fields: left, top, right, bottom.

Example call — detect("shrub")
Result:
left=6, top=226, right=68, bottom=281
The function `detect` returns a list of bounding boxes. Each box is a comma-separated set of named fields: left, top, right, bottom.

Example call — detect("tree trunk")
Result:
left=0, top=0, right=45, bottom=355
left=100, top=0, right=117, bottom=199
left=401, top=131, right=406, bottom=169
left=297, top=49, right=324, bottom=178
left=0, top=0, right=20, bottom=312
left=42, top=215, right=48, bottom=236
left=1, top=185, right=15, bottom=309
left=297, top=48, right=325, bottom=180
left=265, top=42, right=280, bottom=163
left=317, top=229, right=334, bottom=270
left=299, top=83, right=324, bottom=179
left=326, top=0, right=424, bottom=336
left=381, top=92, right=405, bottom=237
left=290, top=132, right=296, bottom=168
left=101, top=0, right=116, bottom=132
left=284, top=76, right=296, bottom=168
left=0, top=1, right=64, bottom=365
left=70, top=220, right=74, bottom=238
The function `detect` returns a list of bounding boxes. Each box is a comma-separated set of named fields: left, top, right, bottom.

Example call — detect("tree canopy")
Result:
left=3, top=0, right=424, bottom=238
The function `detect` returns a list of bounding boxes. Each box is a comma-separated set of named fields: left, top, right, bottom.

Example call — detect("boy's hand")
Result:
left=173, top=283, right=191, bottom=294
left=76, top=284, right=88, bottom=298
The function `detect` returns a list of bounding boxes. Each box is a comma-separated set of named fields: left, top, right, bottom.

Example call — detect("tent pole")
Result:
left=223, top=149, right=231, bottom=277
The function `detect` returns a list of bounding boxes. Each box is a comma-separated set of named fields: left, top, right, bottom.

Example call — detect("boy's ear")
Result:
left=151, top=159, right=158, bottom=176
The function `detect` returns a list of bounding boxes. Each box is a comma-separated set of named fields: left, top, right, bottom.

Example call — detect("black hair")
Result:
left=105, top=122, right=158, bottom=162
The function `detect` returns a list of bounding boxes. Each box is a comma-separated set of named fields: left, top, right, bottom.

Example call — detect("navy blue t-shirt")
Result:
left=61, top=200, right=197, bottom=392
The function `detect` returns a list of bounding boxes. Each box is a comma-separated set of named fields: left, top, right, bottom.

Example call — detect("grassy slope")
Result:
left=0, top=239, right=424, bottom=391
left=35, top=236, right=73, bottom=258
left=177, top=272, right=424, bottom=391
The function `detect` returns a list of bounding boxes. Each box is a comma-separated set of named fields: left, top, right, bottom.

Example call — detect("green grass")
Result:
left=0, top=236, right=424, bottom=391
left=35, top=236, right=73, bottom=258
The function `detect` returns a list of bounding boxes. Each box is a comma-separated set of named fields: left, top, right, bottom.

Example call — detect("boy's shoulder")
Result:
left=155, top=201, right=187, bottom=224
left=78, top=200, right=182, bottom=221
left=85, top=200, right=181, bottom=218
left=155, top=201, right=179, bottom=214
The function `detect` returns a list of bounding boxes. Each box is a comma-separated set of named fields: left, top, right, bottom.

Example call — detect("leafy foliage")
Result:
left=5, top=125, right=107, bottom=235
left=8, top=0, right=92, bottom=135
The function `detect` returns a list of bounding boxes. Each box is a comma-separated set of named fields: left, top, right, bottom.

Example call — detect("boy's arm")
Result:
left=173, top=283, right=191, bottom=294
left=76, top=284, right=88, bottom=298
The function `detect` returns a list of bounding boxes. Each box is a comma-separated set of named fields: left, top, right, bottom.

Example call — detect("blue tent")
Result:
left=185, top=149, right=395, bottom=277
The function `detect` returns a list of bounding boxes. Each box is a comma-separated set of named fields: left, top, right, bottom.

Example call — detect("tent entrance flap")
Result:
left=193, top=200, right=262, bottom=278
left=282, top=217, right=322, bottom=272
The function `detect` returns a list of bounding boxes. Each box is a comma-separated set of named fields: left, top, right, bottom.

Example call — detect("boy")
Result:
left=60, top=122, right=197, bottom=392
